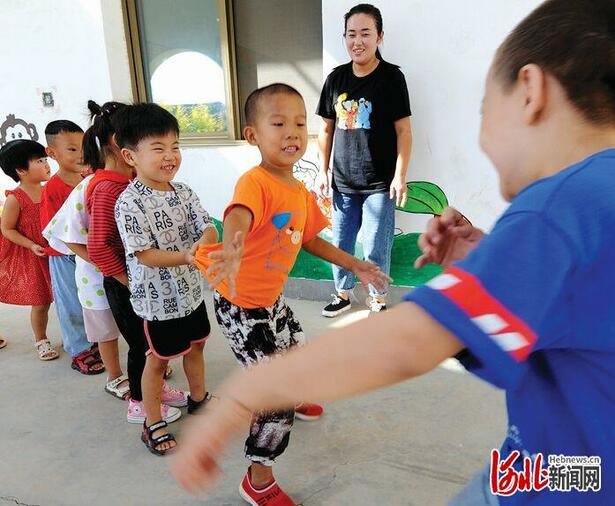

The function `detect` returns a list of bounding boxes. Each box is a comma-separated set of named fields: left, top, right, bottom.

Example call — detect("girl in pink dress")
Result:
left=0, top=139, right=57, bottom=360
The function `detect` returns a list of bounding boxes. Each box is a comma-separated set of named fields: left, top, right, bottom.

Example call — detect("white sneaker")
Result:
left=366, top=296, right=387, bottom=313
left=126, top=399, right=181, bottom=424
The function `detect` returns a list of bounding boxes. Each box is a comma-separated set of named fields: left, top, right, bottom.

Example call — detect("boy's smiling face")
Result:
left=122, top=130, right=181, bottom=190
left=244, top=92, right=308, bottom=171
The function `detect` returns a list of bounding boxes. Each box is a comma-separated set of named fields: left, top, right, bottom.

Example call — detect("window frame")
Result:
left=122, top=0, right=243, bottom=144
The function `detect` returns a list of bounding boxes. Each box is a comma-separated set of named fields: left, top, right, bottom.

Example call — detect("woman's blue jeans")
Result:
left=331, top=189, right=395, bottom=297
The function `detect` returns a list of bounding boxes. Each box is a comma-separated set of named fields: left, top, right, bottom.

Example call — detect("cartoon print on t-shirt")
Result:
left=334, top=93, right=372, bottom=130
left=265, top=212, right=303, bottom=273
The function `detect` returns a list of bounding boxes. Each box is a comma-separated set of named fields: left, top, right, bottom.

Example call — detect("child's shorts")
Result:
left=213, top=291, right=305, bottom=366
left=143, top=302, right=210, bottom=360
left=83, top=307, right=121, bottom=343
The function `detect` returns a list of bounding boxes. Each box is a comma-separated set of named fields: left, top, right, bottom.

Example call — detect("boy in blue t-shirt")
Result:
left=172, top=1, right=615, bottom=505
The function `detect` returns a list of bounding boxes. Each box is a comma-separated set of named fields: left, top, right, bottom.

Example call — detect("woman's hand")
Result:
left=389, top=177, right=408, bottom=207
left=415, top=207, right=484, bottom=268
left=315, top=170, right=330, bottom=200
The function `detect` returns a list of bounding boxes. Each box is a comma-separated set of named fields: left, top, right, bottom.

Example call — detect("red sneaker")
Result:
left=294, top=402, right=324, bottom=421
left=239, top=470, right=296, bottom=505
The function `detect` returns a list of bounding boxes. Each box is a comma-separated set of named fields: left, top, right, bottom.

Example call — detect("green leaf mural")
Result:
left=396, top=181, right=449, bottom=216
left=290, top=233, right=442, bottom=286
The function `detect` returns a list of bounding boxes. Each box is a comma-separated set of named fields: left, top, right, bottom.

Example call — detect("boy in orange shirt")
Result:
left=196, top=83, right=390, bottom=506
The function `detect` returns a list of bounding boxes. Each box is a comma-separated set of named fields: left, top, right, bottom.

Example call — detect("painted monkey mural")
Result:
left=0, top=114, right=39, bottom=147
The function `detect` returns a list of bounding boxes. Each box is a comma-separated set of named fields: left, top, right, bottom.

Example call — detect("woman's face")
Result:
left=344, top=13, right=382, bottom=65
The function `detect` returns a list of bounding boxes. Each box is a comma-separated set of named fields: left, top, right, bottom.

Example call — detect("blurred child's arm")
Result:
left=65, top=243, right=90, bottom=263
left=0, top=195, right=46, bottom=256
left=205, top=205, right=253, bottom=298
left=302, top=236, right=391, bottom=292
left=172, top=302, right=463, bottom=492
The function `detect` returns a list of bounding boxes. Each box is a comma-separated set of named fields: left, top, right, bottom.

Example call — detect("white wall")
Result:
left=0, top=0, right=113, bottom=193
left=322, top=0, right=542, bottom=230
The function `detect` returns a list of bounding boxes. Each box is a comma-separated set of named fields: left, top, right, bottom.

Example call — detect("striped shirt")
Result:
left=87, top=179, right=129, bottom=277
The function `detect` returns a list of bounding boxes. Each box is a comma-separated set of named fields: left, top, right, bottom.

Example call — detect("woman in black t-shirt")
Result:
left=316, top=3, right=413, bottom=317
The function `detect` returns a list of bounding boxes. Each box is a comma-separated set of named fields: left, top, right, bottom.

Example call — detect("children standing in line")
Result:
left=175, top=1, right=615, bottom=504
left=113, top=103, right=217, bottom=456
left=42, top=120, right=104, bottom=374
left=84, top=100, right=186, bottom=425
left=0, top=140, right=56, bottom=360
left=194, top=84, right=390, bottom=505
left=43, top=172, right=129, bottom=400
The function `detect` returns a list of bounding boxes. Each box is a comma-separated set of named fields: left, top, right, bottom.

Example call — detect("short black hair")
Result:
left=495, top=0, right=615, bottom=125
left=112, top=103, right=179, bottom=149
left=0, top=139, right=47, bottom=182
left=244, top=83, right=304, bottom=126
left=45, top=120, right=83, bottom=144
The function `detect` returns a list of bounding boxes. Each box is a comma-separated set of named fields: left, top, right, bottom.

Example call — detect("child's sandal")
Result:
left=71, top=348, right=105, bottom=375
left=104, top=374, right=131, bottom=400
left=187, top=392, right=214, bottom=414
left=141, top=420, right=176, bottom=456
left=35, top=339, right=59, bottom=361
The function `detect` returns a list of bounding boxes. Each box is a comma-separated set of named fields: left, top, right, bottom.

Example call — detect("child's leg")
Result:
left=142, top=353, right=175, bottom=451
left=98, top=340, right=122, bottom=380
left=103, top=277, right=146, bottom=402
left=214, top=292, right=304, bottom=486
left=83, top=308, right=123, bottom=380
left=183, top=341, right=205, bottom=402
left=30, top=304, right=50, bottom=342
left=49, top=256, right=90, bottom=357
left=32, top=304, right=58, bottom=360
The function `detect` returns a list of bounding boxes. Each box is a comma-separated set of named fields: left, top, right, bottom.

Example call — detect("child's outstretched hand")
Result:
left=183, top=250, right=196, bottom=266
left=171, top=396, right=252, bottom=494
left=30, top=244, right=46, bottom=257
left=351, top=260, right=392, bottom=293
left=206, top=231, right=244, bottom=298
left=414, top=207, right=484, bottom=268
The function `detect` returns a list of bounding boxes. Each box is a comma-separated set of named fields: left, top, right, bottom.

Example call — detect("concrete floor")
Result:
left=0, top=295, right=506, bottom=506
